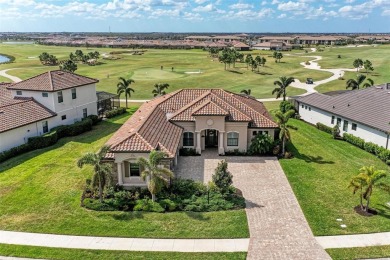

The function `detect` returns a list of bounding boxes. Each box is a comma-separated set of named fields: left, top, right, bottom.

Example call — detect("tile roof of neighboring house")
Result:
left=7, top=70, right=98, bottom=92
left=0, top=97, right=56, bottom=133
left=297, top=84, right=390, bottom=133
left=105, top=89, right=277, bottom=158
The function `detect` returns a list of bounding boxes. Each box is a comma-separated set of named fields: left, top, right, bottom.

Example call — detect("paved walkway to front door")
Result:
left=176, top=150, right=331, bottom=259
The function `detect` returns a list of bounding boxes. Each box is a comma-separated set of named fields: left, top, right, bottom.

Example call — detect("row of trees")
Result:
left=273, top=51, right=283, bottom=63
left=69, top=50, right=100, bottom=64
left=218, top=49, right=244, bottom=70
left=39, top=52, right=58, bottom=65
left=245, top=54, right=266, bottom=72
left=353, top=58, right=374, bottom=74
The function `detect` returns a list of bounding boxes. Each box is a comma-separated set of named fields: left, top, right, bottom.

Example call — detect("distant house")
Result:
left=297, top=84, right=390, bottom=150
left=252, top=41, right=292, bottom=51
left=0, top=71, right=98, bottom=152
left=104, top=89, right=278, bottom=188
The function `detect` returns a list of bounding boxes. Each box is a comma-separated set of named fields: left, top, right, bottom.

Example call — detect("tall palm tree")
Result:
left=77, top=145, right=112, bottom=203
left=275, top=109, right=295, bottom=156
left=138, top=150, right=174, bottom=202
left=350, top=166, right=389, bottom=212
left=272, top=76, right=295, bottom=101
left=117, top=77, right=135, bottom=108
left=240, top=89, right=251, bottom=96
left=152, top=83, right=169, bottom=97
left=346, top=74, right=366, bottom=90
left=363, top=78, right=374, bottom=88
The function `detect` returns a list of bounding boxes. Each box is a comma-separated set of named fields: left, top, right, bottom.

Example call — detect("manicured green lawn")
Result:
left=0, top=244, right=246, bottom=260
left=327, top=245, right=390, bottom=260
left=280, top=119, right=390, bottom=236
left=1, top=43, right=340, bottom=99
left=316, top=45, right=390, bottom=93
left=0, top=108, right=249, bottom=239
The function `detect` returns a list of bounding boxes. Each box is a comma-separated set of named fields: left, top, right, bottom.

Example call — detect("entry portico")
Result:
left=104, top=89, right=278, bottom=187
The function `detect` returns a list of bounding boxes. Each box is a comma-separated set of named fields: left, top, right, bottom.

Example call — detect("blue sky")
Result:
left=1, top=0, right=389, bottom=33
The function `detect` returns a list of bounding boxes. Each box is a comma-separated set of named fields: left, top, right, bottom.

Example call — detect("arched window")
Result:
left=183, top=132, right=194, bottom=146
left=227, top=132, right=239, bottom=146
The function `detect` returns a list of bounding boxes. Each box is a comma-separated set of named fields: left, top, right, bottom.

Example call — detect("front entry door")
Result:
left=205, top=129, right=218, bottom=148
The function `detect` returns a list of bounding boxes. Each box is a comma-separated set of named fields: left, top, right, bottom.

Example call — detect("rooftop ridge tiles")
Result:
left=216, top=89, right=277, bottom=127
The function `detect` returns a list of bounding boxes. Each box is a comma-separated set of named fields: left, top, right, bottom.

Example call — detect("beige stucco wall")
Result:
left=225, top=122, right=248, bottom=152
left=247, top=128, right=276, bottom=147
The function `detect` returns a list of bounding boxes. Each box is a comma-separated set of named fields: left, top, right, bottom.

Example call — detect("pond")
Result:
left=0, top=54, right=10, bottom=63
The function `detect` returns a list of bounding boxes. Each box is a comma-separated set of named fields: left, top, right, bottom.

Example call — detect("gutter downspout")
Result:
left=386, top=134, right=389, bottom=150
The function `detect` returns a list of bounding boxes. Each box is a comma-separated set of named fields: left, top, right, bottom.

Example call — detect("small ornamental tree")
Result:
left=212, top=160, right=233, bottom=194
left=332, top=125, right=340, bottom=139
left=249, top=134, right=273, bottom=155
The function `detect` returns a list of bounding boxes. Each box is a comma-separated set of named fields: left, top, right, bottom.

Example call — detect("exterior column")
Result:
left=196, top=131, right=201, bottom=154
left=219, top=131, right=225, bottom=155
left=117, top=162, right=123, bottom=185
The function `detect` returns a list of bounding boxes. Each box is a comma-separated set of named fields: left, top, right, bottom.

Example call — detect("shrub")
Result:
left=166, top=179, right=207, bottom=199
left=343, top=133, right=365, bottom=149
left=0, top=143, right=32, bottom=163
left=87, top=115, right=101, bottom=125
left=364, top=142, right=377, bottom=154
left=248, top=134, right=273, bottom=155
left=332, top=125, right=340, bottom=139
left=212, top=160, right=233, bottom=194
left=112, top=190, right=139, bottom=210
left=159, top=199, right=177, bottom=212
left=133, top=199, right=165, bottom=213
left=28, top=131, right=58, bottom=149
left=279, top=101, right=295, bottom=113
left=179, top=148, right=199, bottom=156
left=378, top=149, right=390, bottom=162
left=224, top=149, right=247, bottom=156
left=316, top=123, right=333, bottom=134
left=53, top=119, right=93, bottom=138
left=105, top=107, right=126, bottom=118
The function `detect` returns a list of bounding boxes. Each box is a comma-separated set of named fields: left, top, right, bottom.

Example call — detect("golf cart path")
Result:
left=0, top=69, right=22, bottom=83
left=289, top=55, right=355, bottom=96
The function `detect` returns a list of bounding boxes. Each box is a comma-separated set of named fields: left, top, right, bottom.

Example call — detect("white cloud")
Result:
left=345, top=0, right=355, bottom=3
left=194, top=0, right=207, bottom=4
left=229, top=3, right=254, bottom=9
left=277, top=1, right=307, bottom=11
left=193, top=3, right=214, bottom=12
left=278, top=13, right=286, bottom=18
left=261, top=1, right=267, bottom=5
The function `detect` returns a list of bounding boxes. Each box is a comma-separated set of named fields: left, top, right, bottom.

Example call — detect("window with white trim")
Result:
left=227, top=132, right=239, bottom=146
left=42, top=92, right=48, bottom=97
left=16, top=90, right=22, bottom=95
left=42, top=121, right=48, bottom=133
left=71, top=88, right=77, bottom=99
left=352, top=123, right=357, bottom=131
left=57, top=91, right=63, bottom=103
left=183, top=132, right=194, bottom=146
left=82, top=108, right=87, bottom=118
left=343, top=120, right=349, bottom=132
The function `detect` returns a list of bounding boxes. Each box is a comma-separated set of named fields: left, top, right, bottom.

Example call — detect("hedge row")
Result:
left=343, top=133, right=390, bottom=165
left=0, top=118, right=94, bottom=163
left=316, top=123, right=333, bottom=134
left=105, top=107, right=126, bottom=118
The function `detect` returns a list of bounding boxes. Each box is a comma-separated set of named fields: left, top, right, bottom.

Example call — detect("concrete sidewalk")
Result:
left=0, top=231, right=249, bottom=252
left=316, top=232, right=390, bottom=249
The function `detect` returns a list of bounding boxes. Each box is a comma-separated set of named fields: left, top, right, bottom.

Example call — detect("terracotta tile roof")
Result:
left=7, top=70, right=98, bottom=92
left=192, top=100, right=229, bottom=116
left=298, top=84, right=390, bottom=133
left=0, top=98, right=56, bottom=133
left=105, top=88, right=277, bottom=158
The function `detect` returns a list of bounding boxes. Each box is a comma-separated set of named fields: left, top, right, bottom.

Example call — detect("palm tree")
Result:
left=350, top=166, right=389, bottom=212
left=117, top=77, right=135, bottom=108
left=363, top=78, right=374, bottom=88
left=77, top=145, right=112, bottom=203
left=275, top=109, right=295, bottom=156
left=346, top=74, right=366, bottom=90
left=272, top=76, right=295, bottom=101
left=152, top=83, right=169, bottom=97
left=138, top=150, right=174, bottom=202
left=240, top=89, right=251, bottom=96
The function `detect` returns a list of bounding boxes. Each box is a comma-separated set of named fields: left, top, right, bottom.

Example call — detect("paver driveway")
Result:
left=175, top=150, right=331, bottom=259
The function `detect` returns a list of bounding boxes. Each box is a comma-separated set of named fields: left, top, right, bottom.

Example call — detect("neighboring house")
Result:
left=104, top=89, right=278, bottom=188
left=297, top=84, right=390, bottom=150
left=0, top=70, right=98, bottom=152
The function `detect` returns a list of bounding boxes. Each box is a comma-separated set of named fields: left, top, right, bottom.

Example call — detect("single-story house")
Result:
left=104, top=89, right=278, bottom=187
left=0, top=71, right=98, bottom=152
left=297, top=84, right=390, bottom=150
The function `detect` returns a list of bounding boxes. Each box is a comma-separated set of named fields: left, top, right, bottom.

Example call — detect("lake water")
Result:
left=0, top=55, right=10, bottom=63
left=2, top=41, right=34, bottom=45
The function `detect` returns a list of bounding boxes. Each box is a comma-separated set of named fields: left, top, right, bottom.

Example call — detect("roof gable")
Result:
left=192, top=100, right=229, bottom=116
left=7, top=70, right=98, bottom=92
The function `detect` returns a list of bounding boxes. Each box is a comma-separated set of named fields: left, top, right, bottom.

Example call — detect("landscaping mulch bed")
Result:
left=354, top=205, right=378, bottom=217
